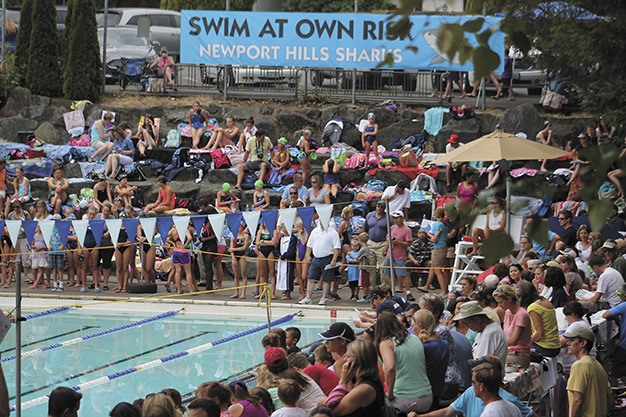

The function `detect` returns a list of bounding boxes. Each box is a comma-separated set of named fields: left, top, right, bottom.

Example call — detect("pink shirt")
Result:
left=503, top=307, right=532, bottom=357
left=388, top=224, right=412, bottom=261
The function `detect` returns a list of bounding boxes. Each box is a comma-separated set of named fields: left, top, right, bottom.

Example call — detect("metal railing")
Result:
left=168, top=64, right=445, bottom=102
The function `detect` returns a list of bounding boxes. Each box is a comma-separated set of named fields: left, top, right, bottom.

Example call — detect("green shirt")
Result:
left=393, top=334, right=432, bottom=398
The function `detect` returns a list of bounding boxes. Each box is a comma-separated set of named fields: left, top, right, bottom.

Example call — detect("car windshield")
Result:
left=96, top=12, right=122, bottom=26
left=98, top=29, right=150, bottom=48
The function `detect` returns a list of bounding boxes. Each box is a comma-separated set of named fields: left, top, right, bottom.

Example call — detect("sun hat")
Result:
left=318, top=322, right=355, bottom=341
left=254, top=180, right=264, bottom=188
left=447, top=134, right=459, bottom=144
left=563, top=326, right=595, bottom=341
left=546, top=260, right=560, bottom=268
left=222, top=183, right=231, bottom=192
left=453, top=301, right=488, bottom=321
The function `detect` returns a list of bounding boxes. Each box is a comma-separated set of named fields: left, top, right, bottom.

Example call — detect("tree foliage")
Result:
left=281, top=0, right=395, bottom=13
left=14, top=0, right=34, bottom=83
left=63, top=0, right=103, bottom=101
left=25, top=0, right=62, bottom=97
left=161, top=0, right=255, bottom=10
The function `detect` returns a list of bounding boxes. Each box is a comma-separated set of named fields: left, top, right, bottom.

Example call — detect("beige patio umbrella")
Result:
left=433, top=130, right=570, bottom=164
left=433, top=129, right=570, bottom=234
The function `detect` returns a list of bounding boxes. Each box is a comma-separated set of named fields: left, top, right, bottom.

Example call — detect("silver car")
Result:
left=97, top=26, right=158, bottom=82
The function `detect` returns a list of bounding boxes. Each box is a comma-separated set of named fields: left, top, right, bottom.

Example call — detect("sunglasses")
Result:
left=558, top=217, right=567, bottom=221
left=290, top=192, right=297, bottom=195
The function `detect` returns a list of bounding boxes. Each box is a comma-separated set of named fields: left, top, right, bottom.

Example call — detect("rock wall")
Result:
left=0, top=88, right=596, bottom=213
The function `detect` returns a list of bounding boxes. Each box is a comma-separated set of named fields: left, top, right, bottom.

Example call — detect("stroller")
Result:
left=118, top=57, right=150, bottom=91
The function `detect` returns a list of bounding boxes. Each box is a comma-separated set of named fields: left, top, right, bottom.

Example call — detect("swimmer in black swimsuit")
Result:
left=80, top=207, right=101, bottom=292
left=115, top=207, right=136, bottom=293
left=255, top=223, right=278, bottom=299
left=137, top=220, right=156, bottom=284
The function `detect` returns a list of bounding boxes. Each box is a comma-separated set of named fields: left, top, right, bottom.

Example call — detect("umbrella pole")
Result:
left=506, top=175, right=511, bottom=235
left=385, top=199, right=396, bottom=295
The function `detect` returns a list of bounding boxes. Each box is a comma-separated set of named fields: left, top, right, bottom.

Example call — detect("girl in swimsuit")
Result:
left=189, top=101, right=209, bottom=149
left=206, top=116, right=240, bottom=151
left=65, top=214, right=79, bottom=287
left=138, top=115, right=158, bottom=155
left=229, top=221, right=250, bottom=299
left=323, top=158, right=341, bottom=198
left=167, top=224, right=199, bottom=294
left=296, top=129, right=316, bottom=180
left=137, top=219, right=157, bottom=284
left=115, top=207, right=136, bottom=293
left=93, top=176, right=113, bottom=211
left=79, top=207, right=101, bottom=292
left=252, top=180, right=270, bottom=211
left=47, top=168, right=69, bottom=215
left=361, top=112, right=381, bottom=168
left=0, top=213, right=12, bottom=288
left=294, top=219, right=308, bottom=299
left=144, top=176, right=176, bottom=213
left=7, top=166, right=30, bottom=214
left=255, top=222, right=279, bottom=299
left=216, top=182, right=240, bottom=214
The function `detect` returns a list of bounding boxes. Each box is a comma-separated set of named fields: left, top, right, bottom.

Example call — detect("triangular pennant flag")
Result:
left=122, top=218, right=139, bottom=245
left=279, top=208, right=297, bottom=237
left=297, top=206, right=315, bottom=233
left=226, top=213, right=243, bottom=238
left=173, top=216, right=191, bottom=243
left=72, top=220, right=89, bottom=247
left=156, top=217, right=173, bottom=241
left=139, top=218, right=157, bottom=244
left=191, top=215, right=207, bottom=237
left=315, top=204, right=333, bottom=230
left=260, top=210, right=279, bottom=238
left=89, top=220, right=106, bottom=247
left=242, top=211, right=261, bottom=240
left=207, top=213, right=226, bottom=241
left=106, top=219, right=122, bottom=246
left=5, top=220, right=21, bottom=248
left=22, top=220, right=38, bottom=247
left=39, top=221, right=55, bottom=247
left=55, top=220, right=72, bottom=249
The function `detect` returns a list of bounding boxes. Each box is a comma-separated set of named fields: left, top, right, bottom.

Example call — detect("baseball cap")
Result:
left=376, top=300, right=404, bottom=315
left=264, top=346, right=287, bottom=368
left=563, top=326, right=595, bottom=341
left=318, top=323, right=355, bottom=341
left=391, top=211, right=404, bottom=218
left=578, top=133, right=588, bottom=139
left=603, top=239, right=616, bottom=250
left=453, top=301, right=488, bottom=321
left=447, top=134, right=459, bottom=144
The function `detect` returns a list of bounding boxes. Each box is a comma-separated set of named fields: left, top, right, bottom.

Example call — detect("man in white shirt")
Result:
left=381, top=180, right=411, bottom=218
left=582, top=254, right=625, bottom=312
left=471, top=363, right=521, bottom=417
left=299, top=219, right=341, bottom=306
left=454, top=301, right=508, bottom=368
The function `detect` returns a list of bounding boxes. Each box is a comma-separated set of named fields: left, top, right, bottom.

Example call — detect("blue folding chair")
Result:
left=119, top=58, right=148, bottom=91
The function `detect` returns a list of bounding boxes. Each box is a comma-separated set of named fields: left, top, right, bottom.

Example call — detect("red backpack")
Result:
left=210, top=149, right=231, bottom=169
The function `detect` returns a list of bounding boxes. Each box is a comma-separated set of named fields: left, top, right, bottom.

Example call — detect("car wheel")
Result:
left=216, top=67, right=235, bottom=92
left=310, top=70, right=324, bottom=87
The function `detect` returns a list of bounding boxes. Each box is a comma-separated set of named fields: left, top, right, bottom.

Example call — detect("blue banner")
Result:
left=181, top=11, right=504, bottom=71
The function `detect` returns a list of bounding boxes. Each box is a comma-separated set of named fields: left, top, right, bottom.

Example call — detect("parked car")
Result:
left=97, top=26, right=158, bottom=82
left=309, top=68, right=418, bottom=91
left=212, top=66, right=300, bottom=90
left=96, top=8, right=181, bottom=60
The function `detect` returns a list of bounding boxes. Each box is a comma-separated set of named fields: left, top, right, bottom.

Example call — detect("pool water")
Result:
left=1, top=307, right=335, bottom=417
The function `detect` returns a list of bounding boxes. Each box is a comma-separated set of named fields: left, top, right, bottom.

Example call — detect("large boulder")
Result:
left=0, top=117, right=38, bottom=142
left=225, top=106, right=262, bottom=121
left=0, top=87, right=33, bottom=118
left=435, top=118, right=482, bottom=152
left=496, top=103, right=543, bottom=137
left=377, top=119, right=424, bottom=150
left=275, top=110, right=314, bottom=137
left=34, top=122, right=64, bottom=145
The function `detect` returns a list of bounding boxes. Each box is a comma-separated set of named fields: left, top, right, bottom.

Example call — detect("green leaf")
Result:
left=473, top=46, right=501, bottom=78
left=387, top=17, right=412, bottom=40
left=526, top=217, right=550, bottom=249
left=438, top=24, right=464, bottom=63
left=476, top=29, right=492, bottom=47
left=464, top=0, right=484, bottom=15
left=500, top=17, right=525, bottom=34
left=375, top=52, right=396, bottom=69
left=589, top=199, right=614, bottom=232
left=458, top=42, right=474, bottom=64
left=508, top=31, right=531, bottom=55
left=481, top=232, right=515, bottom=266
left=463, top=18, right=485, bottom=33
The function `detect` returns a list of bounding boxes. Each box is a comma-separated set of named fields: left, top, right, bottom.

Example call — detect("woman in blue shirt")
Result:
left=104, top=128, right=136, bottom=179
left=418, top=207, right=449, bottom=296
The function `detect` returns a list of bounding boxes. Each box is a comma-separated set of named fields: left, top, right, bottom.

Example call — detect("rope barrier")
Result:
left=21, top=306, right=72, bottom=320
left=1, top=310, right=181, bottom=363
left=11, top=312, right=299, bottom=413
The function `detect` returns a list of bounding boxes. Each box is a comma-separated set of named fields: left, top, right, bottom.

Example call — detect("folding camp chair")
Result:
left=119, top=57, right=149, bottom=91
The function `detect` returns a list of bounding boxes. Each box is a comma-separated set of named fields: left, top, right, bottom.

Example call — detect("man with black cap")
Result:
left=381, top=180, right=411, bottom=218
left=564, top=326, right=613, bottom=417
left=363, top=200, right=388, bottom=295
left=319, top=323, right=355, bottom=375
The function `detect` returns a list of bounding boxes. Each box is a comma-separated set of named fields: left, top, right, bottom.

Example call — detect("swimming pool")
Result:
left=0, top=297, right=352, bottom=417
